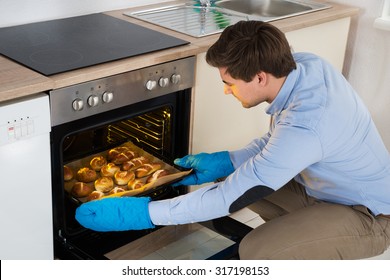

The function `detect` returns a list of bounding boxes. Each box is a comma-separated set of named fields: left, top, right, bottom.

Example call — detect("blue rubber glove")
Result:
left=173, top=151, right=234, bottom=186
left=75, top=197, right=155, bottom=232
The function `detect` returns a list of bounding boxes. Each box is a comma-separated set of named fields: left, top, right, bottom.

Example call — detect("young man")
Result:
left=76, top=21, right=390, bottom=259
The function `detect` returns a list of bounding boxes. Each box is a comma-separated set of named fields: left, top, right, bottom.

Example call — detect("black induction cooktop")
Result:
left=0, top=13, right=189, bottom=76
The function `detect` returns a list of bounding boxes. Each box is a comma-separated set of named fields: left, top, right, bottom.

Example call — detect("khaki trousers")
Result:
left=239, top=180, right=390, bottom=259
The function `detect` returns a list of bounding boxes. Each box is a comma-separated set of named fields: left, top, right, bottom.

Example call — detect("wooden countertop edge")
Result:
left=0, top=1, right=359, bottom=103
left=0, top=56, right=54, bottom=102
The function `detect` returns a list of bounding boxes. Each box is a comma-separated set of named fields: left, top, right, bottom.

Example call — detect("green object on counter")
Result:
left=191, top=1, right=231, bottom=29
left=213, top=10, right=231, bottom=29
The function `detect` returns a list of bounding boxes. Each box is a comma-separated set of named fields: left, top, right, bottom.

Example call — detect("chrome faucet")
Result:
left=199, top=0, right=212, bottom=7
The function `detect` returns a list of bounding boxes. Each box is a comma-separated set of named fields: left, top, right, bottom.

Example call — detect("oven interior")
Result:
left=52, top=91, right=191, bottom=259
left=63, top=106, right=174, bottom=162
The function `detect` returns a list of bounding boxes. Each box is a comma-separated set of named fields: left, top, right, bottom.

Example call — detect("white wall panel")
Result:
left=0, top=0, right=170, bottom=27
left=332, top=0, right=390, bottom=150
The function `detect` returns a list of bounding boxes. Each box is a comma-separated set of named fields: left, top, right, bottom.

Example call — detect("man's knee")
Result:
left=238, top=229, right=271, bottom=259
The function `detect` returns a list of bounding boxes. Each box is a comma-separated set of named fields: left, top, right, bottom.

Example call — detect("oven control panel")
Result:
left=49, top=56, right=195, bottom=127
left=145, top=73, right=181, bottom=91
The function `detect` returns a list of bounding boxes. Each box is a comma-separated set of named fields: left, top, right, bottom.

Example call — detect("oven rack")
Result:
left=107, top=107, right=171, bottom=154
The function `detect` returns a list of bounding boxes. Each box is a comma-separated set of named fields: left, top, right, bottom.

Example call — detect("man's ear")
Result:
left=257, top=72, right=267, bottom=86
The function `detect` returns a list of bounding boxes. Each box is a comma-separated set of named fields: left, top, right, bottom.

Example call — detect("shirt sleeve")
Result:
left=149, top=124, right=323, bottom=226
left=229, top=132, right=271, bottom=168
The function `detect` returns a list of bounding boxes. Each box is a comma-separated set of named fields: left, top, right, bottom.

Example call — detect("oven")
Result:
left=49, top=55, right=252, bottom=260
left=50, top=57, right=195, bottom=259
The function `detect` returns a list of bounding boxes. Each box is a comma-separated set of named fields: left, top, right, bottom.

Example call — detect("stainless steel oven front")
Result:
left=49, top=57, right=195, bottom=259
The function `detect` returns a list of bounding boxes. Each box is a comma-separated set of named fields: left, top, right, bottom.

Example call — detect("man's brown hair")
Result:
left=206, top=21, right=296, bottom=82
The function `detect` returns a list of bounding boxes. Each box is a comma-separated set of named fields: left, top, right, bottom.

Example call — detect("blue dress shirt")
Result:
left=149, top=52, right=390, bottom=225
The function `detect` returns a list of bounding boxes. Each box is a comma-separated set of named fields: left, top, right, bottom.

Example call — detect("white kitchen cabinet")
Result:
left=0, top=94, right=53, bottom=260
left=285, top=17, right=351, bottom=72
left=191, top=17, right=351, bottom=153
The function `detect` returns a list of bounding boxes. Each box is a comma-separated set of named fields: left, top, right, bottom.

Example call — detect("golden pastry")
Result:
left=71, top=182, right=94, bottom=198
left=100, top=163, right=120, bottom=177
left=76, top=167, right=98, bottom=183
left=94, top=176, right=114, bottom=193
left=135, top=163, right=163, bottom=178
left=90, top=156, right=107, bottom=171
left=114, top=170, right=135, bottom=185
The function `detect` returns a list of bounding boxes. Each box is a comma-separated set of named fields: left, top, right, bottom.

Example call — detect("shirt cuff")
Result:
left=148, top=200, right=174, bottom=226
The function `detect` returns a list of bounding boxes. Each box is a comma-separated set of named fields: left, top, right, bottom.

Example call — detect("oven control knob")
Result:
left=158, top=77, right=169, bottom=88
left=171, top=74, right=181, bottom=84
left=72, top=98, right=84, bottom=111
left=87, top=95, right=99, bottom=107
left=146, top=80, right=157, bottom=91
left=102, top=91, right=114, bottom=103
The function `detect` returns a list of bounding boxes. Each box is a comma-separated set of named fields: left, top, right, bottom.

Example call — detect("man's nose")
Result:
left=224, top=85, right=232, bottom=95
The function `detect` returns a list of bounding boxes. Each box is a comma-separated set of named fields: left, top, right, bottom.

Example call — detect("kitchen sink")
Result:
left=125, top=4, right=249, bottom=38
left=214, top=0, right=325, bottom=19
left=124, top=0, right=331, bottom=37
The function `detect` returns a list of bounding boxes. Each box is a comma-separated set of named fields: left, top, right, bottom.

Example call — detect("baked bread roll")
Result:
left=90, top=156, right=107, bottom=171
left=107, top=146, right=130, bottom=161
left=122, top=156, right=149, bottom=171
left=111, top=150, right=138, bottom=165
left=127, top=179, right=145, bottom=190
left=87, top=190, right=104, bottom=201
left=108, top=186, right=126, bottom=195
left=146, top=169, right=170, bottom=183
left=100, top=163, right=121, bottom=177
left=76, top=167, right=98, bottom=183
left=94, top=176, right=114, bottom=193
left=64, top=165, right=74, bottom=181
left=114, top=170, right=135, bottom=185
left=135, top=163, right=163, bottom=178
left=71, top=182, right=94, bottom=198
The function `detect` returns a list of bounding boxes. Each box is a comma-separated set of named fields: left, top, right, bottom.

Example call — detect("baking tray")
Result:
left=63, top=141, right=191, bottom=203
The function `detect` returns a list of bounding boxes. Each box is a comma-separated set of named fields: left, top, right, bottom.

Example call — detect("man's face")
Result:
left=218, top=67, right=269, bottom=108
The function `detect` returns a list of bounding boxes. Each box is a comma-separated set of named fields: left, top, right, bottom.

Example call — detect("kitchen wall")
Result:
left=330, top=0, right=390, bottom=150
left=1, top=0, right=389, bottom=150
left=0, top=0, right=170, bottom=27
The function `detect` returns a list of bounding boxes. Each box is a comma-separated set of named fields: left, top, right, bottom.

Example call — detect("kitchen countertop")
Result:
left=0, top=1, right=359, bottom=103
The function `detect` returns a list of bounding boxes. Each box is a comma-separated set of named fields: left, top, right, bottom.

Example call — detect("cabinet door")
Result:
left=286, top=17, right=351, bottom=72
left=191, top=18, right=351, bottom=153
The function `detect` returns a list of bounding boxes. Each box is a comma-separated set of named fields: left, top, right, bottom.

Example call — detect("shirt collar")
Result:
left=265, top=63, right=301, bottom=115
